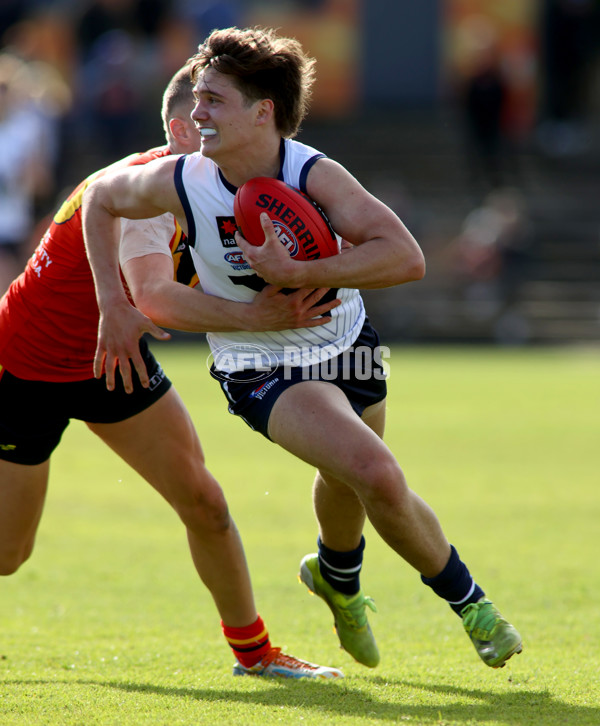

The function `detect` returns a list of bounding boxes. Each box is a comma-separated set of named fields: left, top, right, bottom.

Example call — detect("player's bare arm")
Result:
left=123, top=253, right=341, bottom=333
left=236, top=158, right=425, bottom=290
left=82, top=157, right=184, bottom=392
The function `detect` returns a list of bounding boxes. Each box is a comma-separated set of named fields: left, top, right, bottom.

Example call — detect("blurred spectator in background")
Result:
left=0, top=1, right=33, bottom=40
left=538, top=0, right=600, bottom=156
left=448, top=187, right=532, bottom=343
left=72, top=0, right=175, bottom=164
left=176, top=0, right=242, bottom=37
left=77, top=0, right=172, bottom=57
left=450, top=9, right=537, bottom=201
left=0, top=53, right=67, bottom=296
left=1, top=2, right=74, bottom=190
left=461, top=37, right=510, bottom=197
left=75, top=29, right=147, bottom=160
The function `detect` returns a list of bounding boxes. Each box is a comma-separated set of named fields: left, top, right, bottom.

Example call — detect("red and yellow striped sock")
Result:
left=221, top=615, right=271, bottom=668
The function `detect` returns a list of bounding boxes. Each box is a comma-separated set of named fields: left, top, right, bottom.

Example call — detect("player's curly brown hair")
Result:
left=189, top=26, right=316, bottom=139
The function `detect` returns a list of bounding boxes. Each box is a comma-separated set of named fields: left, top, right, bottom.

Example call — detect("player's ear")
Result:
left=169, top=116, right=199, bottom=152
left=169, top=117, right=186, bottom=140
left=255, top=98, right=274, bottom=126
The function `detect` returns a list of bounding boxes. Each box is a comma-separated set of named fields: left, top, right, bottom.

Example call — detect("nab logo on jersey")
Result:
left=217, top=216, right=238, bottom=248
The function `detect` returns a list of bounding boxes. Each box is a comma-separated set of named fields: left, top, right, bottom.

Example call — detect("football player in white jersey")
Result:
left=82, top=27, right=522, bottom=671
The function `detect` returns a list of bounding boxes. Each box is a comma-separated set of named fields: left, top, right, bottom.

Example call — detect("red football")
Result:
left=234, top=177, right=339, bottom=260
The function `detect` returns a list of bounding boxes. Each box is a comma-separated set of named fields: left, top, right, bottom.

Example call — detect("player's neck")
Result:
left=215, top=136, right=282, bottom=188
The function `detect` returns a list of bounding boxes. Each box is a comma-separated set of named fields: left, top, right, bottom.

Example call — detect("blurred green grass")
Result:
left=1, top=343, right=598, bottom=725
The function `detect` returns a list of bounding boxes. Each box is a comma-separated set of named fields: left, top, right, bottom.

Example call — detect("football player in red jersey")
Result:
left=0, top=64, right=344, bottom=680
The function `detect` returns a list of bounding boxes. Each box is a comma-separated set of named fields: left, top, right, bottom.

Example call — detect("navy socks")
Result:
left=317, top=538, right=483, bottom=613
left=421, top=545, right=484, bottom=615
left=317, top=535, right=365, bottom=595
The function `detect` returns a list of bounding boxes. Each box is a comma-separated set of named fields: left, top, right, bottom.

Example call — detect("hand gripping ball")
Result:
left=234, top=177, right=339, bottom=260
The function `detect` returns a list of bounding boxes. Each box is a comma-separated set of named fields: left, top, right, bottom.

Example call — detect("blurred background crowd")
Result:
left=1, top=0, right=599, bottom=344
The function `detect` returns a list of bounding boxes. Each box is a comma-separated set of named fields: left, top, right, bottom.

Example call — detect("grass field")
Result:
left=1, top=343, right=598, bottom=725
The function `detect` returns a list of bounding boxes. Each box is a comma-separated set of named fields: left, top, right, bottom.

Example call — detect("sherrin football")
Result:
left=234, top=177, right=339, bottom=261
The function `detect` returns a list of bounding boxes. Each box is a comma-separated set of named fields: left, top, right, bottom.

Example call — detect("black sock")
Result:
left=317, top=535, right=365, bottom=595
left=421, top=545, right=485, bottom=615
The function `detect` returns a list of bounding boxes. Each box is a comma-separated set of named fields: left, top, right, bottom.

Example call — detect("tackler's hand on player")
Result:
left=236, top=213, right=305, bottom=288
left=94, top=299, right=170, bottom=393
left=250, top=284, right=340, bottom=331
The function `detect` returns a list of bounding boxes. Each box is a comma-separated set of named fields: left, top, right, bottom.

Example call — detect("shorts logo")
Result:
left=0, top=443, right=16, bottom=451
left=148, top=365, right=165, bottom=391
left=250, top=378, right=279, bottom=400
left=217, top=216, right=239, bottom=248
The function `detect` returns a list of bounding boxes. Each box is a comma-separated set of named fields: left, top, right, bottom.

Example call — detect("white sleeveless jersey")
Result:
left=175, top=138, right=365, bottom=373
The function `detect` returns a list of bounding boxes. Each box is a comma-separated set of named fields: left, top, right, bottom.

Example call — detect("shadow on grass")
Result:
left=7, top=675, right=596, bottom=725
left=106, top=677, right=600, bottom=725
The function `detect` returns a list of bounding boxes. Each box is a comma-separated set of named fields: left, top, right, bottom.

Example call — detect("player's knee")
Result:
left=197, top=490, right=231, bottom=533
left=353, top=455, right=408, bottom=508
left=177, top=476, right=231, bottom=534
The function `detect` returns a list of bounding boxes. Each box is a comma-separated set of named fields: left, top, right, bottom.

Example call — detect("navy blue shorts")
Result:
left=210, top=319, right=388, bottom=439
left=0, top=339, right=171, bottom=466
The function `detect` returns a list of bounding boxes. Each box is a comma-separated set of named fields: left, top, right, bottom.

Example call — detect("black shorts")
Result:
left=210, top=318, right=388, bottom=439
left=0, top=339, right=171, bottom=465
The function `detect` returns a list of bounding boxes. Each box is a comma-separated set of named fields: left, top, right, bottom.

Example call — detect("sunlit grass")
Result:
left=1, top=344, right=598, bottom=725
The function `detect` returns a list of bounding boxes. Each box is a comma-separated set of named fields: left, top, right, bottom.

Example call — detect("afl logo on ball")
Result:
left=272, top=221, right=299, bottom=258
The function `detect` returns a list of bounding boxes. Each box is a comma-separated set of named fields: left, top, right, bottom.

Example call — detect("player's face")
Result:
left=191, top=69, right=262, bottom=163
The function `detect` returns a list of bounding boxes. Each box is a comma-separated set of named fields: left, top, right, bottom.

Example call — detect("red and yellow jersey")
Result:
left=0, top=146, right=195, bottom=381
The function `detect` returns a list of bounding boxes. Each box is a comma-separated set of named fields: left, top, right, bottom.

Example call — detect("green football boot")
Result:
left=461, top=597, right=523, bottom=668
left=299, top=553, right=380, bottom=668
